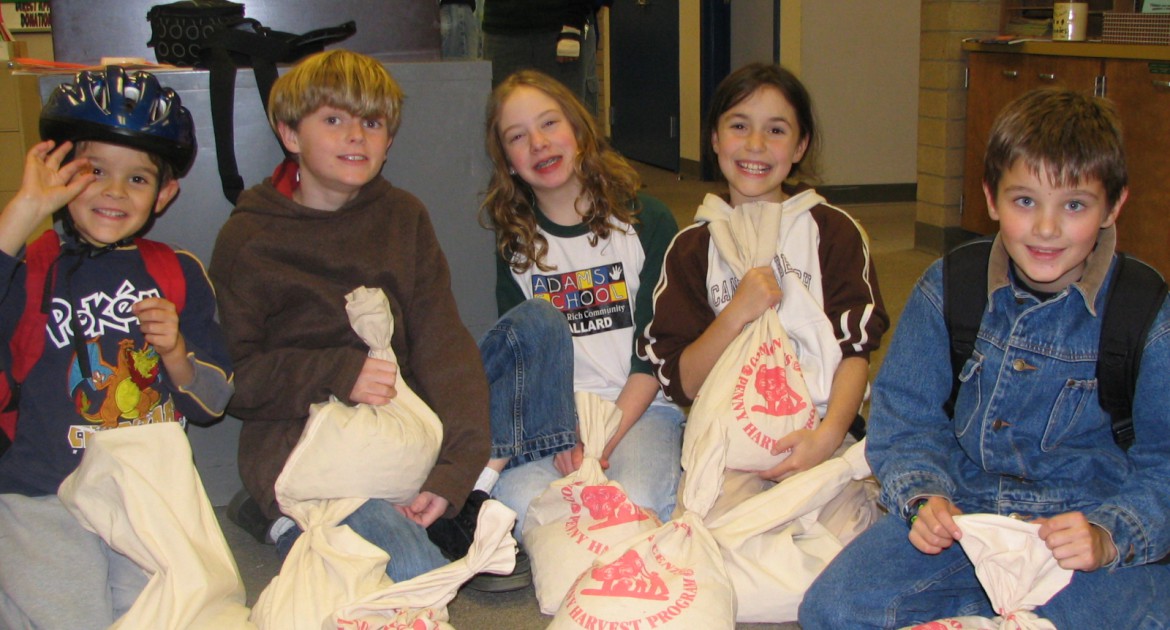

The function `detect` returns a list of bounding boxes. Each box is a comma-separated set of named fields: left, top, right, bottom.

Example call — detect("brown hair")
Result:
left=704, top=62, right=820, bottom=185
left=983, top=88, right=1126, bottom=207
left=267, top=49, right=404, bottom=136
left=481, top=70, right=641, bottom=273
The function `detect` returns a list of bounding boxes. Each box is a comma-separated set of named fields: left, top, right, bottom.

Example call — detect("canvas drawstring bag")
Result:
left=900, top=514, right=1073, bottom=630
left=250, top=286, right=446, bottom=629
left=550, top=377, right=736, bottom=629
left=524, top=392, right=662, bottom=613
left=57, top=423, right=256, bottom=629
left=705, top=439, right=877, bottom=623
left=691, top=200, right=819, bottom=473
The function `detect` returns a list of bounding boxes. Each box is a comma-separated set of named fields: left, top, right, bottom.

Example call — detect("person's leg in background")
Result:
left=440, top=0, right=482, bottom=60
left=484, top=22, right=592, bottom=108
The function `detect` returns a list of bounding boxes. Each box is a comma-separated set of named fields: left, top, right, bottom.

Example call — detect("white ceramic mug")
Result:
left=1053, top=2, right=1089, bottom=42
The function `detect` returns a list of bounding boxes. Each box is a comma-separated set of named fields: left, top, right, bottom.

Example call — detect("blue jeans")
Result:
left=480, top=300, right=684, bottom=540
left=799, top=514, right=1170, bottom=629
left=440, top=3, right=481, bottom=60
left=480, top=299, right=578, bottom=467
left=276, top=498, right=447, bottom=583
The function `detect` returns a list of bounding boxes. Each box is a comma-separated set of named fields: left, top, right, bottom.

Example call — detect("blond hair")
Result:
left=267, top=49, right=404, bottom=135
left=481, top=70, right=641, bottom=273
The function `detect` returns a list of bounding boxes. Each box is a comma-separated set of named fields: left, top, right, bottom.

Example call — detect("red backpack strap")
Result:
left=135, top=238, right=186, bottom=313
left=10, top=231, right=62, bottom=381
left=2, top=231, right=61, bottom=439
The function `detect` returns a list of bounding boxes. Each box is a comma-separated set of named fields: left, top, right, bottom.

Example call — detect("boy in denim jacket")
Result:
left=800, top=88, right=1170, bottom=628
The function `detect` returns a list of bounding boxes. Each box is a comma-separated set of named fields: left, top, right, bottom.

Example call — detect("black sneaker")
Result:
left=226, top=488, right=275, bottom=545
left=426, top=489, right=489, bottom=560
left=467, top=548, right=532, bottom=593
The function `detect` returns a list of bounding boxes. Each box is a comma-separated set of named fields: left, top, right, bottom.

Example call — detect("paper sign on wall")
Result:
left=1, top=2, right=51, bottom=33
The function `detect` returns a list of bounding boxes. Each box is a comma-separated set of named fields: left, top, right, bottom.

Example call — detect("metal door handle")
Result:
left=636, top=0, right=651, bottom=5
left=1002, top=70, right=1019, bottom=78
left=1038, top=73, right=1056, bottom=80
left=1154, top=80, right=1170, bottom=89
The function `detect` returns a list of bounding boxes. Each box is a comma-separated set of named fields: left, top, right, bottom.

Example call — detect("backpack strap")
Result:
left=942, top=237, right=994, bottom=417
left=1097, top=253, right=1168, bottom=450
left=1, top=230, right=62, bottom=438
left=10, top=231, right=62, bottom=381
left=135, top=238, right=187, bottom=314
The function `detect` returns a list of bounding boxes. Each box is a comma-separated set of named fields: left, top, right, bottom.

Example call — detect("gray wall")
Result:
left=38, top=59, right=495, bottom=505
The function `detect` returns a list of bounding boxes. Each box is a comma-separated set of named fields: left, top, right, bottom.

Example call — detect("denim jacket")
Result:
left=867, top=227, right=1170, bottom=568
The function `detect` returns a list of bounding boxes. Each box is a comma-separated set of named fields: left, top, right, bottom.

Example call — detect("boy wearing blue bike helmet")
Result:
left=0, top=66, right=234, bottom=628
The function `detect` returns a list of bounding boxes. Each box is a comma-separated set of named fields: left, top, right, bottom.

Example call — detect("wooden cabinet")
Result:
left=1103, top=58, right=1170, bottom=272
left=1, top=43, right=53, bottom=243
left=962, top=44, right=1170, bottom=277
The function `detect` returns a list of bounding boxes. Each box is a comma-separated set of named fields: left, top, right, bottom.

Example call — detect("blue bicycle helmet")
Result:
left=39, top=66, right=196, bottom=176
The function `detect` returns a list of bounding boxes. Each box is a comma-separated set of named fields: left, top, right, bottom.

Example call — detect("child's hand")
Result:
left=759, top=426, right=840, bottom=481
left=1, top=141, right=94, bottom=256
left=133, top=297, right=184, bottom=358
left=909, top=497, right=963, bottom=554
left=554, top=443, right=585, bottom=476
left=396, top=491, right=449, bottom=527
left=349, top=357, right=398, bottom=405
left=724, top=266, right=782, bottom=328
left=1035, top=512, right=1118, bottom=571
left=133, top=297, right=193, bottom=387
left=17, top=140, right=94, bottom=220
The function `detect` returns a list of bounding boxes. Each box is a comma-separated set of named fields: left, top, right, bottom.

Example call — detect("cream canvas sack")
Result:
left=273, top=286, right=443, bottom=505
left=900, top=514, right=1073, bottom=630
left=706, top=439, right=876, bottom=623
left=550, top=384, right=736, bottom=629
left=524, top=392, right=662, bottom=614
left=251, top=287, right=445, bottom=629
left=328, top=499, right=518, bottom=629
left=57, top=423, right=256, bottom=630
left=692, top=441, right=879, bottom=543
left=696, top=201, right=818, bottom=472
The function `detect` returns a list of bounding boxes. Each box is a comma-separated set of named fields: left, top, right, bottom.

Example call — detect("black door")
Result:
left=609, top=0, right=680, bottom=171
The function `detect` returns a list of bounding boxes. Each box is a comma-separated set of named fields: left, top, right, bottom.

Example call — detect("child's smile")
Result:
left=68, top=142, right=177, bottom=247
left=711, top=86, right=808, bottom=207
left=986, top=160, right=1124, bottom=293
left=497, top=86, right=583, bottom=214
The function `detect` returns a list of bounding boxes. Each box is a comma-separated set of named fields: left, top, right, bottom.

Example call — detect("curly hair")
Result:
left=481, top=70, right=642, bottom=273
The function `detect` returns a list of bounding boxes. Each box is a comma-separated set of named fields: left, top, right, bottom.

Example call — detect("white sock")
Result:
left=474, top=467, right=499, bottom=494
left=267, top=516, right=295, bottom=544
